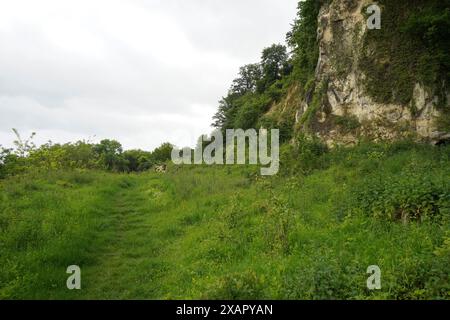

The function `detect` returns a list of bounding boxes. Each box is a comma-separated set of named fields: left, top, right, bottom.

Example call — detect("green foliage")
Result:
left=334, top=114, right=361, bottom=133
left=1, top=0, right=449, bottom=300
left=360, top=0, right=450, bottom=107
left=231, top=64, right=262, bottom=95
left=149, top=142, right=173, bottom=164
left=93, top=139, right=125, bottom=171
left=257, top=44, right=291, bottom=93
left=337, top=143, right=450, bottom=223
left=233, top=93, right=272, bottom=129
left=29, top=141, right=97, bottom=170
left=0, top=130, right=175, bottom=178
left=402, top=4, right=450, bottom=103
left=296, top=135, right=328, bottom=172
left=298, top=80, right=328, bottom=130
left=1, top=142, right=448, bottom=299
left=211, top=95, right=237, bottom=130
left=122, top=149, right=153, bottom=172
left=436, top=111, right=450, bottom=132
left=279, top=134, right=328, bottom=175
left=259, top=113, right=295, bottom=144
left=353, top=171, right=449, bottom=222
left=0, top=170, right=125, bottom=298
left=211, top=0, right=327, bottom=137
left=212, top=45, right=290, bottom=131
left=263, top=194, right=294, bottom=254
left=287, top=0, right=323, bottom=85
left=204, top=270, right=265, bottom=300
left=0, top=147, right=22, bottom=178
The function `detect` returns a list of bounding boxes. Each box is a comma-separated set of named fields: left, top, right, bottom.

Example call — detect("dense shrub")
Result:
left=331, top=143, right=450, bottom=223
left=122, top=149, right=153, bottom=172
left=0, top=130, right=174, bottom=178
left=354, top=173, right=450, bottom=222
left=149, top=142, right=173, bottom=165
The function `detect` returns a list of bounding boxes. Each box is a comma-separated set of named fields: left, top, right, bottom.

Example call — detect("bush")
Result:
left=263, top=195, right=293, bottom=254
left=0, top=130, right=176, bottom=178
left=259, top=115, right=295, bottom=144
left=123, top=149, right=153, bottom=172
left=150, top=142, right=173, bottom=165
left=295, top=134, right=329, bottom=173
left=352, top=167, right=450, bottom=222
left=279, top=134, right=329, bottom=176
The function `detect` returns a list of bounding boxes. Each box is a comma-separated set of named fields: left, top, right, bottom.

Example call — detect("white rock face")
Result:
left=297, top=0, right=448, bottom=145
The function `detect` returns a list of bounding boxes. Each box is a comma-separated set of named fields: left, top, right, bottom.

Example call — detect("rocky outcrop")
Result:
left=296, top=0, right=449, bottom=146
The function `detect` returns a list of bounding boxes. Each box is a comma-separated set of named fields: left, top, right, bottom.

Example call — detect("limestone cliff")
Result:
left=294, top=0, right=450, bottom=145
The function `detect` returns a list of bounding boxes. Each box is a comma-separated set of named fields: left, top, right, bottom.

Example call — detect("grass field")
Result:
left=0, top=142, right=449, bottom=299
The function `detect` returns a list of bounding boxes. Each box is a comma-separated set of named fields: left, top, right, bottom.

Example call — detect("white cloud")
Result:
left=0, top=0, right=298, bottom=150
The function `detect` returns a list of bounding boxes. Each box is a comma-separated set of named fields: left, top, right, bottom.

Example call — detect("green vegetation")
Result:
left=360, top=0, right=450, bottom=109
left=1, top=141, right=449, bottom=299
left=1, top=0, right=449, bottom=300
left=287, top=0, right=323, bottom=85
left=211, top=44, right=292, bottom=133
left=0, top=129, right=173, bottom=179
left=212, top=0, right=325, bottom=142
left=212, top=0, right=449, bottom=140
left=334, top=114, right=361, bottom=134
left=298, top=80, right=329, bottom=131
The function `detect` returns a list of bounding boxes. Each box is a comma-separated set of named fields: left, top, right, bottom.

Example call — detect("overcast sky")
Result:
left=0, top=0, right=298, bottom=150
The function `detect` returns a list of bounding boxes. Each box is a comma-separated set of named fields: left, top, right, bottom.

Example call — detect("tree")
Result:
left=258, top=44, right=290, bottom=92
left=123, top=149, right=153, bottom=172
left=150, top=142, right=173, bottom=164
left=233, top=94, right=271, bottom=130
left=93, top=139, right=124, bottom=171
left=213, top=64, right=263, bottom=130
left=230, top=64, right=262, bottom=95
left=286, top=0, right=322, bottom=84
left=0, top=145, right=24, bottom=178
left=212, top=95, right=238, bottom=129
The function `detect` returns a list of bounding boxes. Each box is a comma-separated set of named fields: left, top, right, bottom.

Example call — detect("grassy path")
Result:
left=82, top=177, right=163, bottom=298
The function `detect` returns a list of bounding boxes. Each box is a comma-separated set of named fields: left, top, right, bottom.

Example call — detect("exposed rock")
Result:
left=296, top=0, right=449, bottom=146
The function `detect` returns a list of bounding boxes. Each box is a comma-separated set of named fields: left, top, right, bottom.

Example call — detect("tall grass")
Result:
left=0, top=142, right=449, bottom=299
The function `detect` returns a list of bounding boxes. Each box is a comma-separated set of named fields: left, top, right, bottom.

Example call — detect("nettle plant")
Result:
left=354, top=172, right=449, bottom=223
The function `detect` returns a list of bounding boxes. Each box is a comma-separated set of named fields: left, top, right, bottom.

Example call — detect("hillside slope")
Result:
left=213, top=0, right=450, bottom=146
